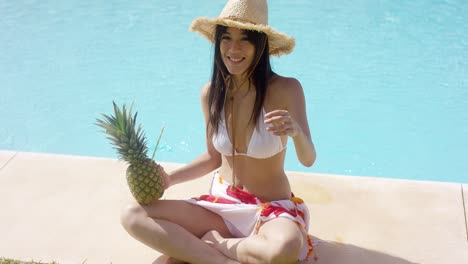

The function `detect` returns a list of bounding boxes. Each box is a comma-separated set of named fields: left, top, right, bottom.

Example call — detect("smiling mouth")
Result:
left=228, top=56, right=245, bottom=63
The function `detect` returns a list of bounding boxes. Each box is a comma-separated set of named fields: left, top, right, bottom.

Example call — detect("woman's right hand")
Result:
left=157, top=164, right=171, bottom=190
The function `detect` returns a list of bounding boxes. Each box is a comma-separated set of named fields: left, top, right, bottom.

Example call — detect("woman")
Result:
left=120, top=0, right=317, bottom=263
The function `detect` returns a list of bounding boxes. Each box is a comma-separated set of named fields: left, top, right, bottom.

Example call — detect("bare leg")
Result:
left=153, top=255, right=187, bottom=264
left=202, top=218, right=304, bottom=264
left=121, top=200, right=239, bottom=264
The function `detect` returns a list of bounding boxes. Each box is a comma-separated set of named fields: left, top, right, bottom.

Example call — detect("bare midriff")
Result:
left=217, top=149, right=292, bottom=201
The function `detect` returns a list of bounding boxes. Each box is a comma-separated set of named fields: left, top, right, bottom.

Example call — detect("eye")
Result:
left=240, top=35, right=249, bottom=41
left=221, top=35, right=231, bottom=41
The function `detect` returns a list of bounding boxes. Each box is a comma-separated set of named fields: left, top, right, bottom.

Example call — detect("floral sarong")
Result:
left=186, top=172, right=317, bottom=261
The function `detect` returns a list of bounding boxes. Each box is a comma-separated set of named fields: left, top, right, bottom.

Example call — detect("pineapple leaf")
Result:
left=96, top=101, right=150, bottom=163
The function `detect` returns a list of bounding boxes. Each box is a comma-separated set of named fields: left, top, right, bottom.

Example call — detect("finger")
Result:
left=272, top=128, right=294, bottom=136
left=266, top=123, right=292, bottom=134
left=267, top=121, right=296, bottom=135
left=264, top=115, right=290, bottom=125
left=157, top=165, right=170, bottom=189
left=264, top=110, right=288, bottom=118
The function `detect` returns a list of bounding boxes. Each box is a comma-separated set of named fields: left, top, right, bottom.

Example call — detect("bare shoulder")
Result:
left=267, top=75, right=304, bottom=109
left=200, top=82, right=212, bottom=103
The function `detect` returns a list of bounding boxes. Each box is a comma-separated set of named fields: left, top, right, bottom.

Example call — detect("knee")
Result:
left=266, top=236, right=303, bottom=264
left=120, top=203, right=146, bottom=234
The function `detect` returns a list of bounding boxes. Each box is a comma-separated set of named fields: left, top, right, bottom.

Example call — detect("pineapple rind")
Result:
left=126, top=159, right=164, bottom=204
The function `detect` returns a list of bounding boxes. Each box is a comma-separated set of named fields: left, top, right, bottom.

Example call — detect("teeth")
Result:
left=229, top=57, right=243, bottom=62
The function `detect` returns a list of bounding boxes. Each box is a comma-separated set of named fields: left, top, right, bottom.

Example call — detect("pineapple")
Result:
left=96, top=102, right=165, bottom=204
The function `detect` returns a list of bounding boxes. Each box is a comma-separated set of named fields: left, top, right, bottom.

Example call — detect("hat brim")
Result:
left=190, top=17, right=295, bottom=56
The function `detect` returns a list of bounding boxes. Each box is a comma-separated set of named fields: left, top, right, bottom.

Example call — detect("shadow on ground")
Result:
left=307, top=238, right=420, bottom=264
left=151, top=238, right=419, bottom=264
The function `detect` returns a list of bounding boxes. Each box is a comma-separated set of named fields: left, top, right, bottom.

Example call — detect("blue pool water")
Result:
left=1, top=1, right=467, bottom=183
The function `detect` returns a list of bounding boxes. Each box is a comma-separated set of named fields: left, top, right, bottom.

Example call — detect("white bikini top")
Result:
left=212, top=107, right=286, bottom=159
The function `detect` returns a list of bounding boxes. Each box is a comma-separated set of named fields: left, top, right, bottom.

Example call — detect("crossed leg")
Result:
left=120, top=200, right=239, bottom=264
left=202, top=217, right=305, bottom=264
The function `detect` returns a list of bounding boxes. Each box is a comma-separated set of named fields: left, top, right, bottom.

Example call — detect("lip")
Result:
left=227, top=55, right=245, bottom=64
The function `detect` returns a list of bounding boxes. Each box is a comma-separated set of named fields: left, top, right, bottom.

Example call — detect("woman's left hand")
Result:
left=264, top=110, right=300, bottom=138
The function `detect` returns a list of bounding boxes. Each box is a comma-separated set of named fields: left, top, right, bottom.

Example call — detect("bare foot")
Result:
left=153, top=255, right=188, bottom=264
left=201, top=230, right=225, bottom=248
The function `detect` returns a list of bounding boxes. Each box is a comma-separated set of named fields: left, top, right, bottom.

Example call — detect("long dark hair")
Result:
left=207, top=25, right=274, bottom=136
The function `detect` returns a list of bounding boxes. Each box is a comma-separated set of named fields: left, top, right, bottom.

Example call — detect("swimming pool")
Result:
left=1, top=0, right=467, bottom=183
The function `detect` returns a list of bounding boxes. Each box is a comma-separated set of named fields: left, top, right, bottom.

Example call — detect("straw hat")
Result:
left=190, top=0, right=295, bottom=56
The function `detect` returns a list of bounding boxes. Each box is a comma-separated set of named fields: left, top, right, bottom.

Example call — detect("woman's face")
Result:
left=220, top=27, right=255, bottom=77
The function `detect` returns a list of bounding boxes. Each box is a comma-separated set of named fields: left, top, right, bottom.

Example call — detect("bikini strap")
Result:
left=230, top=94, right=236, bottom=190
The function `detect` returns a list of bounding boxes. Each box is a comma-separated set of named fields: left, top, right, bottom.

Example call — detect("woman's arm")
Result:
left=166, top=83, right=222, bottom=187
left=287, top=78, right=316, bottom=167
left=264, top=77, right=316, bottom=167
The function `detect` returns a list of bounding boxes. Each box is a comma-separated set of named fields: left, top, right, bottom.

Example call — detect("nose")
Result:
left=229, top=40, right=242, bottom=52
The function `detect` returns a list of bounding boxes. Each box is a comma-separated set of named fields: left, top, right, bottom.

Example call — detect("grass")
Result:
left=0, top=258, right=90, bottom=264
left=0, top=258, right=58, bottom=264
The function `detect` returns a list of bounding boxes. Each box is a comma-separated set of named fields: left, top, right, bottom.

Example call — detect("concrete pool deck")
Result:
left=0, top=150, right=467, bottom=264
